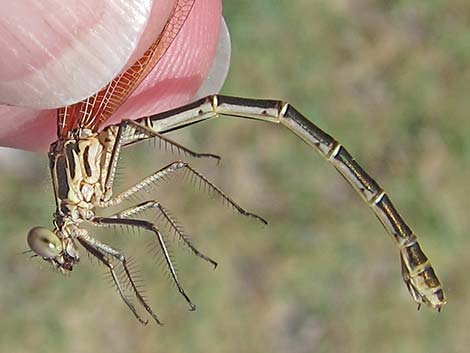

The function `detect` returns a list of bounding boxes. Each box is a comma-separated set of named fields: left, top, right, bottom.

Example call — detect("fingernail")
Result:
left=0, top=0, right=157, bottom=109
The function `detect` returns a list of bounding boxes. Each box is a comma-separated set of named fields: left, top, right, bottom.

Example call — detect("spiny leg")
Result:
left=99, top=160, right=267, bottom=225
left=76, top=234, right=161, bottom=325
left=99, top=161, right=187, bottom=208
left=107, top=200, right=218, bottom=268
left=100, top=118, right=220, bottom=203
left=91, top=216, right=196, bottom=311
left=120, top=119, right=218, bottom=157
left=122, top=94, right=445, bottom=311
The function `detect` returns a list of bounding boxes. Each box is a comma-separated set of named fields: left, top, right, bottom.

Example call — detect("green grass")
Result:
left=1, top=1, right=470, bottom=352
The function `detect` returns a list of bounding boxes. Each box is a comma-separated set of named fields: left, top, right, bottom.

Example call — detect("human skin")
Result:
left=0, top=0, right=222, bottom=151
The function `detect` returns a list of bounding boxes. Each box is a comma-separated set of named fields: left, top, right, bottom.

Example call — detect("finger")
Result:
left=101, top=0, right=224, bottom=125
left=193, top=17, right=231, bottom=100
left=0, top=0, right=175, bottom=108
left=0, top=0, right=223, bottom=151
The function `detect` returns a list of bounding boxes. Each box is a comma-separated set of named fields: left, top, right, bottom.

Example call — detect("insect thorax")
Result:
left=49, top=129, right=109, bottom=221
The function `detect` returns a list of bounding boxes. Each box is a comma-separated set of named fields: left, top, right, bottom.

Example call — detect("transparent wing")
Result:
left=57, top=0, right=195, bottom=138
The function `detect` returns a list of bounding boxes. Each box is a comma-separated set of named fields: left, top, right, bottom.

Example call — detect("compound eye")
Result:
left=27, top=227, right=63, bottom=258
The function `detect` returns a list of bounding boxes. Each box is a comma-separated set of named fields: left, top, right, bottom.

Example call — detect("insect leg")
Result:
left=105, top=199, right=218, bottom=268
left=76, top=234, right=161, bottom=325
left=100, top=160, right=266, bottom=224
left=91, top=216, right=197, bottom=311
left=99, top=120, right=220, bottom=202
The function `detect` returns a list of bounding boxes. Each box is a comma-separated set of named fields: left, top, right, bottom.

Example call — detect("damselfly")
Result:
left=26, top=0, right=446, bottom=325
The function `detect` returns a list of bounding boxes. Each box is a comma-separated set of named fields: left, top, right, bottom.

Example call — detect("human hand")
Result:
left=0, top=0, right=227, bottom=151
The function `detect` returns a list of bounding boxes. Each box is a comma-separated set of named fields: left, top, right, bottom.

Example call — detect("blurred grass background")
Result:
left=1, top=1, right=470, bottom=352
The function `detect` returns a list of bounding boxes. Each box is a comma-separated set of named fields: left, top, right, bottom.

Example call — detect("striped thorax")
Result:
left=31, top=129, right=116, bottom=274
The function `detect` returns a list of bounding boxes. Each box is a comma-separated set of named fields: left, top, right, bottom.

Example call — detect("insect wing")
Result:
left=57, top=0, right=196, bottom=138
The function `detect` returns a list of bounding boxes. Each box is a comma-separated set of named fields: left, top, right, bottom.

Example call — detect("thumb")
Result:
left=0, top=0, right=175, bottom=108
left=0, top=0, right=223, bottom=151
